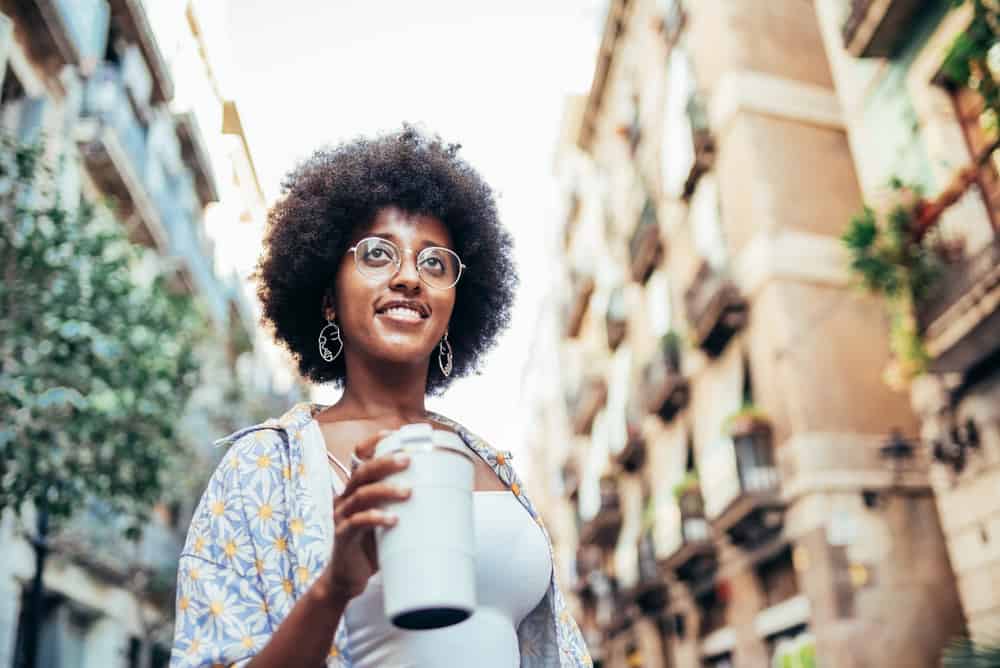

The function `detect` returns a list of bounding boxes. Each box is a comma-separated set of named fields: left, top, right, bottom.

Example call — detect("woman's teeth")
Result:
left=382, top=307, right=423, bottom=321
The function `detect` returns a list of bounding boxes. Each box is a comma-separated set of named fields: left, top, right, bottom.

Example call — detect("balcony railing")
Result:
left=917, top=237, right=1000, bottom=373
left=605, top=286, right=628, bottom=350
left=712, top=416, right=784, bottom=548
left=662, top=486, right=716, bottom=585
left=579, top=476, right=624, bottom=549
left=612, top=412, right=646, bottom=473
left=78, top=63, right=163, bottom=248
left=562, top=456, right=581, bottom=501
left=564, top=270, right=595, bottom=338
left=684, top=260, right=748, bottom=357
left=175, top=111, right=220, bottom=206
left=631, top=527, right=668, bottom=614
left=656, top=0, right=686, bottom=46
left=29, top=0, right=110, bottom=70
left=629, top=200, right=664, bottom=284
left=107, top=0, right=174, bottom=102
left=682, top=91, right=715, bottom=199
left=841, top=0, right=925, bottom=58
left=566, top=375, right=608, bottom=436
left=641, top=334, right=688, bottom=422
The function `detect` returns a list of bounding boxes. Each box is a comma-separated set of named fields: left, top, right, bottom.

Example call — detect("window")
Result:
left=757, top=547, right=799, bottom=607
left=689, top=174, right=727, bottom=270
left=646, top=270, right=673, bottom=338
left=662, top=47, right=697, bottom=199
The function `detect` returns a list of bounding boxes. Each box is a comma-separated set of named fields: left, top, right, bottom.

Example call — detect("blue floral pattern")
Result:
left=170, top=402, right=592, bottom=667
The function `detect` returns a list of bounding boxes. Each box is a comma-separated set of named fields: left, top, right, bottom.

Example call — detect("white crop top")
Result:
left=325, top=441, right=552, bottom=667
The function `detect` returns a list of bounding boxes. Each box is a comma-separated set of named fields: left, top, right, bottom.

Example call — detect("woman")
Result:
left=169, top=127, right=592, bottom=667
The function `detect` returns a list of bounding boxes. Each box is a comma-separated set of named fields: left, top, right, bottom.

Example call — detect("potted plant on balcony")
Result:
left=661, top=330, right=682, bottom=371
left=724, top=405, right=780, bottom=500
left=672, top=471, right=703, bottom=519
left=724, top=404, right=771, bottom=440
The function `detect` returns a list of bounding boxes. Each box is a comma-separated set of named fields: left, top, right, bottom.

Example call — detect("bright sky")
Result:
left=225, top=1, right=602, bottom=455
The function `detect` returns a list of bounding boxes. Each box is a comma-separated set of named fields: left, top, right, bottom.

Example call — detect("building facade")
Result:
left=535, top=0, right=996, bottom=665
left=0, top=1, right=298, bottom=666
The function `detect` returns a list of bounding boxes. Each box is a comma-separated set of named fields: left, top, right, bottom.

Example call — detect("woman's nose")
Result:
left=390, top=253, right=422, bottom=291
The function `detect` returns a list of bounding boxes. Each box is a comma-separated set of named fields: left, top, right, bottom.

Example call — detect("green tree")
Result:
left=0, top=136, right=206, bottom=667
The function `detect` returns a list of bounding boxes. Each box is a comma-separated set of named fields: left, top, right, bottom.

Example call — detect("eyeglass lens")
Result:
left=354, top=238, right=462, bottom=289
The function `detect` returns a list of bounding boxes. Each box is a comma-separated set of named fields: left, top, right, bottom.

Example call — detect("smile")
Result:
left=379, top=306, right=425, bottom=322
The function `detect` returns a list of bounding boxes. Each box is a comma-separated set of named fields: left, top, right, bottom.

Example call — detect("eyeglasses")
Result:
left=347, top=237, right=466, bottom=290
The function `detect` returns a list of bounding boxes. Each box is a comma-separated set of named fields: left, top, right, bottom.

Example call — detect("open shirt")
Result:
left=169, top=402, right=593, bottom=667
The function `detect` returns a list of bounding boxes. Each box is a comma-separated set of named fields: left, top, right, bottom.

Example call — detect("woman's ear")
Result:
left=321, top=292, right=336, bottom=322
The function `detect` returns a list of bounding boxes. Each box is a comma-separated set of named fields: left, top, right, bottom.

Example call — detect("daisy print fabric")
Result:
left=169, top=403, right=592, bottom=667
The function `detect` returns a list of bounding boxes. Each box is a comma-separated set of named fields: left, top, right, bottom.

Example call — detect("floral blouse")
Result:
left=169, top=402, right=592, bottom=667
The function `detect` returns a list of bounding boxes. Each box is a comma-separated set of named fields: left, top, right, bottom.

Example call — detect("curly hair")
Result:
left=254, top=125, right=518, bottom=395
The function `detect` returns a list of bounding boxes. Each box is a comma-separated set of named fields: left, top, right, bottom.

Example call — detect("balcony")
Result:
left=54, top=501, right=182, bottom=590
left=564, top=270, right=595, bottom=338
left=612, top=411, right=646, bottom=473
left=562, top=455, right=581, bottom=502
left=641, top=333, right=689, bottom=422
left=25, top=0, right=110, bottom=71
left=77, top=63, right=164, bottom=249
left=615, top=99, right=641, bottom=155
left=605, top=286, right=628, bottom=350
left=107, top=0, right=174, bottom=102
left=682, top=91, right=715, bottom=199
left=684, top=261, right=748, bottom=357
left=662, top=483, right=716, bottom=585
left=175, top=111, right=220, bottom=207
left=712, top=412, right=784, bottom=548
left=629, top=200, right=664, bottom=284
left=631, top=527, right=668, bottom=614
left=567, top=375, right=608, bottom=436
left=579, top=476, right=624, bottom=549
left=841, top=0, right=925, bottom=58
left=917, top=237, right=1000, bottom=374
left=655, top=0, right=686, bottom=46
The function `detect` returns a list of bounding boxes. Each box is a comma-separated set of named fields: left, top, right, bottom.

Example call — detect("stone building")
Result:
left=533, top=0, right=994, bottom=665
left=0, top=1, right=298, bottom=666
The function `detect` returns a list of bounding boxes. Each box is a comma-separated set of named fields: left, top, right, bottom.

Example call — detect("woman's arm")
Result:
left=244, top=577, right=351, bottom=668
left=246, top=434, right=411, bottom=667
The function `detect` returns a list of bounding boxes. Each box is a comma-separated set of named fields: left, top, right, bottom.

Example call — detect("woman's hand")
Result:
left=321, top=430, right=411, bottom=602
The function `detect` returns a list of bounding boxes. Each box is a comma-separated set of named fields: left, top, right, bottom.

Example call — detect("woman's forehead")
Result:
left=361, top=206, right=453, bottom=247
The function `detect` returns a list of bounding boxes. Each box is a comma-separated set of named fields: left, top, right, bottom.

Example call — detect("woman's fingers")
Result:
left=340, top=452, right=410, bottom=498
left=334, top=482, right=411, bottom=522
left=334, top=509, right=398, bottom=543
left=353, top=429, right=393, bottom=463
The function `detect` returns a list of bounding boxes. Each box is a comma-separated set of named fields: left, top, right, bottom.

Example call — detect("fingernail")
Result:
left=397, top=486, right=411, bottom=497
left=394, top=454, right=410, bottom=465
left=387, top=513, right=398, bottom=525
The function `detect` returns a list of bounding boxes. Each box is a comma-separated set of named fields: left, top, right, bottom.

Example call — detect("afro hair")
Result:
left=254, top=125, right=518, bottom=395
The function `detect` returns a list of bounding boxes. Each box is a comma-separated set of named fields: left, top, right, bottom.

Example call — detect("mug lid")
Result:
left=374, top=423, right=473, bottom=463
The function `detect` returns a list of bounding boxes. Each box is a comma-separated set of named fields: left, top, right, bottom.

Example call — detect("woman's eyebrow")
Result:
left=370, top=232, right=451, bottom=250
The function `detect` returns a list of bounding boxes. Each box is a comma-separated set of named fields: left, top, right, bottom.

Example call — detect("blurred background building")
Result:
left=0, top=1, right=300, bottom=666
left=533, top=0, right=999, bottom=666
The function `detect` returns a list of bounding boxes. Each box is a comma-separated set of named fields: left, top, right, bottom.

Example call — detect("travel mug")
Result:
left=374, top=423, right=476, bottom=630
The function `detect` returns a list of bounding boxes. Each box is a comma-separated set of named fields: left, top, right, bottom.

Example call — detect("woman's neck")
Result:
left=333, top=354, right=429, bottom=423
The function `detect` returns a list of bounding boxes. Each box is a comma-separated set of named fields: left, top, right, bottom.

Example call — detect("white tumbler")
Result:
left=374, top=423, right=476, bottom=630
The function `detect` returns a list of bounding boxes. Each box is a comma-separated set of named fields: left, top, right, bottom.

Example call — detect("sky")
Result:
left=224, top=1, right=603, bottom=454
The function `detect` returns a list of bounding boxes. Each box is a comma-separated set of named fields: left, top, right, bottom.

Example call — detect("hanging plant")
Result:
left=842, top=179, right=945, bottom=389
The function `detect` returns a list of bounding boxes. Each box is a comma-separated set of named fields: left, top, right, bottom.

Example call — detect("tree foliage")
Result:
left=0, top=135, right=206, bottom=530
left=943, top=0, right=999, bottom=132
left=842, top=181, right=941, bottom=387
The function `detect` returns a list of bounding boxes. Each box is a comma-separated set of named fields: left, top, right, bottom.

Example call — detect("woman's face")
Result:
left=329, top=206, right=457, bottom=369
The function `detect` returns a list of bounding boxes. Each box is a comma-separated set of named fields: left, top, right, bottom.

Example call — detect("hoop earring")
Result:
left=318, top=319, right=343, bottom=362
left=438, top=330, right=453, bottom=377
